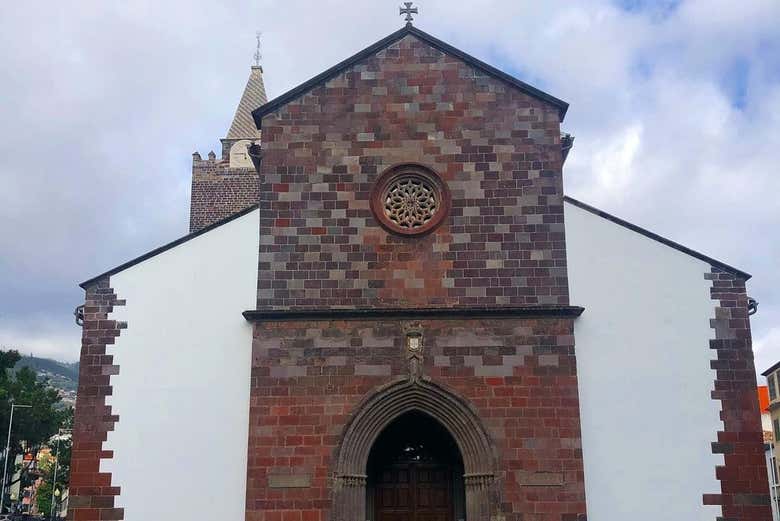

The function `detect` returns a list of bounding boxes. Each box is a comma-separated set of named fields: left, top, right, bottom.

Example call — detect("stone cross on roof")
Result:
left=400, top=2, right=418, bottom=25
left=253, top=31, right=262, bottom=67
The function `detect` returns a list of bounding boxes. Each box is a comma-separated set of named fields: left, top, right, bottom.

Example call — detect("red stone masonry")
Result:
left=190, top=153, right=259, bottom=233
left=248, top=29, right=584, bottom=521
left=704, top=267, right=771, bottom=521
left=246, top=318, right=586, bottom=521
left=257, top=34, right=568, bottom=310
left=68, top=277, right=125, bottom=521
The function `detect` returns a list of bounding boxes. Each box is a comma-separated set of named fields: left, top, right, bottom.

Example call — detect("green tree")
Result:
left=0, top=349, right=68, bottom=510
left=36, top=478, right=53, bottom=516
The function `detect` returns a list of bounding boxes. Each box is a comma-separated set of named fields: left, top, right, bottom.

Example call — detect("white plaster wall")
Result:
left=565, top=201, right=724, bottom=521
left=103, top=209, right=258, bottom=521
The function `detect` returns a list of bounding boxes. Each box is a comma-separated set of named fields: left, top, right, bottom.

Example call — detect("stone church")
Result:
left=70, top=21, right=770, bottom=521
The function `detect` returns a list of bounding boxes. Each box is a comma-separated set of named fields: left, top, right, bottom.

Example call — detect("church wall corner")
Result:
left=68, top=276, right=125, bottom=521
left=704, top=267, right=771, bottom=520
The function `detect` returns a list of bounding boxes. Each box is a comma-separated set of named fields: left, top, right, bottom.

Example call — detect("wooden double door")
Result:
left=375, top=461, right=453, bottom=521
left=369, top=412, right=463, bottom=521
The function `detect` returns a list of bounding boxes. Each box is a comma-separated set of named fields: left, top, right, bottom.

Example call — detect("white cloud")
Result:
left=572, top=123, right=643, bottom=205
left=0, top=0, right=778, bottom=377
left=754, top=327, right=780, bottom=380
left=0, top=319, right=81, bottom=363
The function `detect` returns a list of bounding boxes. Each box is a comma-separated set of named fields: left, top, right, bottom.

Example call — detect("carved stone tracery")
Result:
left=384, top=175, right=438, bottom=229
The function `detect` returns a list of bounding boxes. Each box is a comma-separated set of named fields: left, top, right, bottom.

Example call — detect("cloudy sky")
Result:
left=0, top=0, right=778, bottom=377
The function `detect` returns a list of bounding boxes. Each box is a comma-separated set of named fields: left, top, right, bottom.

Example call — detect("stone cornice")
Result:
left=242, top=305, right=584, bottom=322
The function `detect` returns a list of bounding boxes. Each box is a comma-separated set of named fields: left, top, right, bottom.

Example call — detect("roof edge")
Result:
left=252, top=24, right=568, bottom=128
left=761, top=361, right=780, bottom=377
left=564, top=196, right=751, bottom=280
left=79, top=204, right=259, bottom=289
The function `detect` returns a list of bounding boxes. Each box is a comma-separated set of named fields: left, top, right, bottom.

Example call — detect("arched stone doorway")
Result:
left=332, top=379, right=498, bottom=521
left=367, top=411, right=465, bottom=521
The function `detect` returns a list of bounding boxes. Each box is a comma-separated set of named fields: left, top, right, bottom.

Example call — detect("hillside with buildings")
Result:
left=16, top=355, right=78, bottom=407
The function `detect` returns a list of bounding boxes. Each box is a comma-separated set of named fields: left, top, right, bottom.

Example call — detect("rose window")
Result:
left=370, top=164, right=450, bottom=236
left=384, top=176, right=437, bottom=229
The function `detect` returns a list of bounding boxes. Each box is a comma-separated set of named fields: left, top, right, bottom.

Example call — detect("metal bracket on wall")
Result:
left=74, top=304, right=85, bottom=327
left=748, top=297, right=759, bottom=316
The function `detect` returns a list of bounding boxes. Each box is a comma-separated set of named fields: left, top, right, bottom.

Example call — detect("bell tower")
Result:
left=189, top=64, right=267, bottom=232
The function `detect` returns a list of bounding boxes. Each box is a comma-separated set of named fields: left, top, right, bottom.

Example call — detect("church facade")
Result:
left=69, top=24, right=770, bottom=521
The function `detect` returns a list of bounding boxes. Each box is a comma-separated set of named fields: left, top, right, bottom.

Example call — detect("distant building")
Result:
left=761, top=386, right=774, bottom=440
left=764, top=363, right=780, bottom=518
left=760, top=385, right=779, bottom=520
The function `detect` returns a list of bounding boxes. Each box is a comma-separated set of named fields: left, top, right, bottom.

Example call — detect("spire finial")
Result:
left=399, top=2, right=418, bottom=26
left=253, top=31, right=262, bottom=67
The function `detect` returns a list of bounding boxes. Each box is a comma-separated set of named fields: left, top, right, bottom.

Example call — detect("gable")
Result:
left=252, top=25, right=568, bottom=127
left=254, top=30, right=569, bottom=311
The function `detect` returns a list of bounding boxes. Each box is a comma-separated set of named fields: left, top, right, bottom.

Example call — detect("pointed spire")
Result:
left=226, top=65, right=267, bottom=139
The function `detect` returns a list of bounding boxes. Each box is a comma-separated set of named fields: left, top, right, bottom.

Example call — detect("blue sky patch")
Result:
left=615, top=0, right=681, bottom=19
left=722, top=57, right=750, bottom=110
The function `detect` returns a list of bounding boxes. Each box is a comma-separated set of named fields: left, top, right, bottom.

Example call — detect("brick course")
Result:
left=68, top=277, right=125, bottom=521
left=705, top=267, right=771, bottom=521
left=189, top=153, right=259, bottom=232
left=246, top=317, right=586, bottom=521
left=257, top=34, right=568, bottom=310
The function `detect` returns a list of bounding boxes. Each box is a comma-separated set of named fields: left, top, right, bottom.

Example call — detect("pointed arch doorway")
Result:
left=332, top=379, right=498, bottom=521
left=367, top=412, right=465, bottom=521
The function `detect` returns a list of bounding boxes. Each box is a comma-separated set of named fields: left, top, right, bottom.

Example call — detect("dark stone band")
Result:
left=243, top=305, right=584, bottom=322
